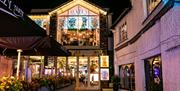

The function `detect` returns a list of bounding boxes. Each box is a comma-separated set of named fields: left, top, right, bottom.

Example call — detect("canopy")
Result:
left=0, top=2, right=70, bottom=56
left=0, top=2, right=70, bottom=78
left=0, top=37, right=71, bottom=56
left=0, top=2, right=46, bottom=37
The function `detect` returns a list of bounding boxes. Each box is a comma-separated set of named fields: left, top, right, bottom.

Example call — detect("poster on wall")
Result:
left=90, top=57, right=99, bottom=73
left=100, top=56, right=109, bottom=67
left=100, top=68, right=109, bottom=80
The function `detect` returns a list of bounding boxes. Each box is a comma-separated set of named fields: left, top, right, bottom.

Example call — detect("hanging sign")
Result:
left=0, top=0, right=24, bottom=19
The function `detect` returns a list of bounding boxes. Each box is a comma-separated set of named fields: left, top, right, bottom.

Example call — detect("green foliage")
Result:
left=111, top=75, right=120, bottom=83
left=0, top=76, right=23, bottom=91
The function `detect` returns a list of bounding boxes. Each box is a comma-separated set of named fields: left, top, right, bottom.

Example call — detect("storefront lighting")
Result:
left=49, top=0, right=107, bottom=15
left=28, top=15, right=49, bottom=19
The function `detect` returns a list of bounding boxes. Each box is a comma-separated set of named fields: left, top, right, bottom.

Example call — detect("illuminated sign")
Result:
left=100, top=68, right=109, bottom=80
left=0, top=0, right=24, bottom=19
left=100, top=56, right=109, bottom=67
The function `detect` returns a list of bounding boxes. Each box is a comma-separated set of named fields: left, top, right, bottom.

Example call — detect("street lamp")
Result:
left=16, top=49, right=22, bottom=79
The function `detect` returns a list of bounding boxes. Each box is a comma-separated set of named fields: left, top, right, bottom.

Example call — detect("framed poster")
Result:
left=100, top=68, right=109, bottom=80
left=100, top=56, right=109, bottom=67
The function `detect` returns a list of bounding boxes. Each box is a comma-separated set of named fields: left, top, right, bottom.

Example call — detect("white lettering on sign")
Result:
left=0, top=0, right=24, bottom=19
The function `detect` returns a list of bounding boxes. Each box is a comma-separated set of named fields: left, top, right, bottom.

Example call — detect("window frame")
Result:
left=118, top=22, right=128, bottom=44
left=146, top=0, right=162, bottom=14
left=144, top=55, right=163, bottom=91
left=119, top=63, right=135, bottom=90
left=57, top=5, right=100, bottom=46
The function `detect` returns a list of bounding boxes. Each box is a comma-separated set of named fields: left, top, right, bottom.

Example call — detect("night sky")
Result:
left=14, top=0, right=131, bottom=22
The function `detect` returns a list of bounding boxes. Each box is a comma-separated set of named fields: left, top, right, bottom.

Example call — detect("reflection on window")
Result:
left=119, top=22, right=128, bottom=43
left=57, top=5, right=99, bottom=46
left=147, top=0, right=161, bottom=13
left=119, top=64, right=135, bottom=90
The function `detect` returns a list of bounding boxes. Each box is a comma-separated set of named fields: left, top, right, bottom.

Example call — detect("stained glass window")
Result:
left=57, top=5, right=100, bottom=46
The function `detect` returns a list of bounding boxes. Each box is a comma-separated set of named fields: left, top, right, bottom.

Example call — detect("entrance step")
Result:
left=102, top=88, right=113, bottom=91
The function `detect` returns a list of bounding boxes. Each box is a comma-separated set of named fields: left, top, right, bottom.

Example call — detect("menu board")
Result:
left=100, top=68, right=109, bottom=80
left=100, top=56, right=109, bottom=67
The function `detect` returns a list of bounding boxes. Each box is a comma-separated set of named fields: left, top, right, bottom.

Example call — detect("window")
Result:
left=119, top=63, right=135, bottom=90
left=34, top=19, right=47, bottom=30
left=147, top=0, right=161, bottom=13
left=144, top=56, right=163, bottom=91
left=57, top=5, right=100, bottom=46
left=119, top=22, right=128, bottom=43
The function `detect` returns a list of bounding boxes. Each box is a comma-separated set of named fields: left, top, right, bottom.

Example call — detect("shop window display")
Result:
left=68, top=57, right=77, bottom=77
left=145, top=56, right=163, bottom=91
left=79, top=57, right=88, bottom=87
left=57, top=5, right=99, bottom=46
left=89, top=57, right=99, bottom=87
left=57, top=57, right=67, bottom=76
left=119, top=64, right=135, bottom=90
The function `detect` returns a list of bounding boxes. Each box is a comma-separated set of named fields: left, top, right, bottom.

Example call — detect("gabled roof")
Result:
left=49, top=0, right=107, bottom=15
left=30, top=9, right=51, bottom=15
left=111, top=7, right=131, bottom=29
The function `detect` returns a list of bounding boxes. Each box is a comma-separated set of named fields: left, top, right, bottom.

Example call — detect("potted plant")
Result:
left=110, top=75, right=120, bottom=91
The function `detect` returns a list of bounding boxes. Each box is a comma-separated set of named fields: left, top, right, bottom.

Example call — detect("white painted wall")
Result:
left=113, top=1, right=180, bottom=91
left=160, top=7, right=180, bottom=91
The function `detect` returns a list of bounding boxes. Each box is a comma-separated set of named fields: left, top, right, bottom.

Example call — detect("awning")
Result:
left=0, top=37, right=71, bottom=56
left=0, top=2, right=46, bottom=37
left=0, top=1, right=70, bottom=56
left=0, top=2, right=70, bottom=78
left=35, top=37, right=71, bottom=56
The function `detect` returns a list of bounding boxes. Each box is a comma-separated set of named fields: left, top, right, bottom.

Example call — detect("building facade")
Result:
left=28, top=0, right=113, bottom=90
left=112, top=0, right=180, bottom=91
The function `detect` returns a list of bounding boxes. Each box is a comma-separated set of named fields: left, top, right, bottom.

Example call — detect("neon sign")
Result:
left=0, top=0, right=24, bottom=19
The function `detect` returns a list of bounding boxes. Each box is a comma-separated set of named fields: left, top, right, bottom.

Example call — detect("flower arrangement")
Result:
left=0, top=75, right=73, bottom=91
left=0, top=76, right=23, bottom=91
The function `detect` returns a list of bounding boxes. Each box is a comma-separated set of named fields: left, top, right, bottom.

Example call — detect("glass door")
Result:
left=79, top=57, right=88, bottom=87
left=73, top=56, right=100, bottom=90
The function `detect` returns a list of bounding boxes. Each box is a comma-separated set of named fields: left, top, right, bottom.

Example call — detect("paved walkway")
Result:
left=56, top=84, right=75, bottom=91
left=56, top=84, right=113, bottom=91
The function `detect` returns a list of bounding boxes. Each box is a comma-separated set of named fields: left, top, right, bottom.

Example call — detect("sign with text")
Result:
left=0, top=0, right=24, bottom=19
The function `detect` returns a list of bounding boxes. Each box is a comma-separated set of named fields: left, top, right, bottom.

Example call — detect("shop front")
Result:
left=59, top=55, right=110, bottom=91
left=50, top=49, right=110, bottom=90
